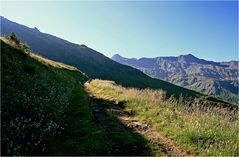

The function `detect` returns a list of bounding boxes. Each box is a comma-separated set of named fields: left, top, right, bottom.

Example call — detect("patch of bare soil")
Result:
left=116, top=116, right=194, bottom=157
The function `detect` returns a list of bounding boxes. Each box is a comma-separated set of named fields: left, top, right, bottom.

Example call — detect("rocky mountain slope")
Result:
left=112, top=54, right=238, bottom=104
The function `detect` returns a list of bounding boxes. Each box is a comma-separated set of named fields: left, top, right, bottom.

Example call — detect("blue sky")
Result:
left=1, top=1, right=238, bottom=61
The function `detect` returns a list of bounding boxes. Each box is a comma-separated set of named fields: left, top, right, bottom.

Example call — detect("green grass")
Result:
left=2, top=36, right=237, bottom=156
left=1, top=38, right=88, bottom=155
left=85, top=79, right=239, bottom=156
left=55, top=84, right=153, bottom=156
left=1, top=38, right=155, bottom=156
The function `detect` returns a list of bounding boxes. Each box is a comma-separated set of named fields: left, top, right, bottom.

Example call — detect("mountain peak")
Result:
left=80, top=44, right=88, bottom=48
left=186, top=53, right=195, bottom=57
left=180, top=53, right=197, bottom=58
left=34, top=27, right=40, bottom=32
left=112, top=54, right=122, bottom=57
left=112, top=54, right=124, bottom=60
left=178, top=53, right=200, bottom=63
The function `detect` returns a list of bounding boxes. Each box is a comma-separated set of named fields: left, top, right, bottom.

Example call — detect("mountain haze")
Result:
left=112, top=54, right=239, bottom=104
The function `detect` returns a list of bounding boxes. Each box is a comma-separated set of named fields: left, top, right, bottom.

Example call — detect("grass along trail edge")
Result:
left=84, top=79, right=238, bottom=156
left=117, top=115, right=194, bottom=156
left=89, top=96, right=193, bottom=156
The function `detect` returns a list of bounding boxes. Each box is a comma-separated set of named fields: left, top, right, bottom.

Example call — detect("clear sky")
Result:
left=1, top=1, right=238, bottom=61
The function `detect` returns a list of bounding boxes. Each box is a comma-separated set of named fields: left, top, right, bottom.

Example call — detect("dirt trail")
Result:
left=90, top=98, right=194, bottom=156
left=90, top=99, right=108, bottom=128
left=117, top=116, right=194, bottom=156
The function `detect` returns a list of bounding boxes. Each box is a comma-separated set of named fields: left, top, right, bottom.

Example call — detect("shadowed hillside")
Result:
left=1, top=37, right=156, bottom=156
left=0, top=16, right=223, bottom=102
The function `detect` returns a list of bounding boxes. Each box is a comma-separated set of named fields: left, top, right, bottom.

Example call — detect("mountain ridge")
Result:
left=1, top=16, right=232, bottom=105
left=112, top=53, right=238, bottom=63
left=112, top=54, right=238, bottom=104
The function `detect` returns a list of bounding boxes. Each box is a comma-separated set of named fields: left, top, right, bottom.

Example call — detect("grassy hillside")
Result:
left=1, top=16, right=227, bottom=103
left=85, top=79, right=238, bottom=156
left=2, top=36, right=237, bottom=156
left=1, top=37, right=87, bottom=155
left=1, top=37, right=161, bottom=156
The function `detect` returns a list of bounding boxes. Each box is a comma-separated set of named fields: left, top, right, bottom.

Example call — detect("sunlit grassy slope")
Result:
left=1, top=37, right=158, bottom=156
left=85, top=79, right=238, bottom=156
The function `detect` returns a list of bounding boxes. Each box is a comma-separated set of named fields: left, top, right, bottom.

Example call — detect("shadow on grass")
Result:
left=94, top=97, right=155, bottom=155
left=57, top=96, right=154, bottom=156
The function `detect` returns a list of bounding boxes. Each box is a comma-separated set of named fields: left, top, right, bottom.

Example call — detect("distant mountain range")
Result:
left=112, top=54, right=239, bottom=104
left=1, top=16, right=214, bottom=101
